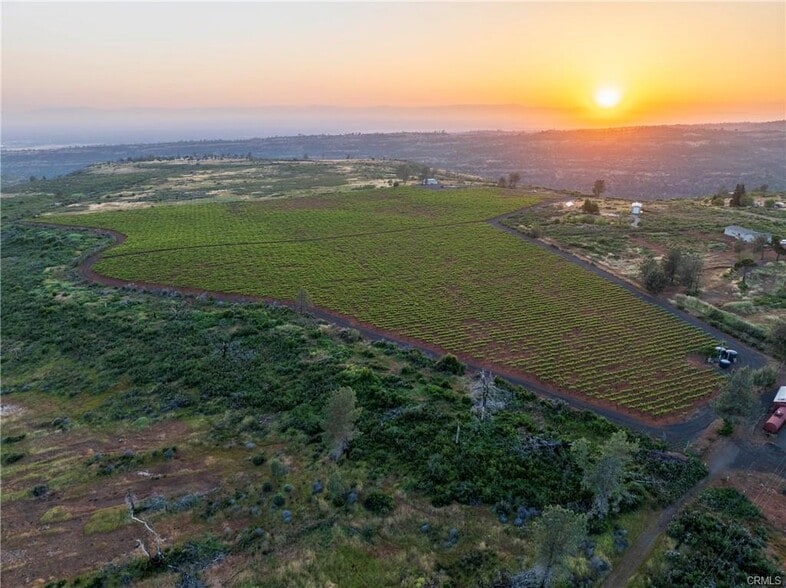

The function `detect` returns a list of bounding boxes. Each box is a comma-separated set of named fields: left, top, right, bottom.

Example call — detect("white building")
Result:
left=723, top=225, right=771, bottom=243
left=631, top=202, right=643, bottom=215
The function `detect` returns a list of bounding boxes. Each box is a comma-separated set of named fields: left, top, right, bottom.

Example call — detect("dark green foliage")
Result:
left=647, top=488, right=781, bottom=587
left=713, top=366, right=756, bottom=425
left=730, top=183, right=748, bottom=207
left=662, top=248, right=683, bottom=285
left=2, top=434, right=27, bottom=444
left=30, top=484, right=48, bottom=497
left=437, top=550, right=500, bottom=586
left=635, top=451, right=707, bottom=505
left=752, top=365, right=778, bottom=390
left=434, top=354, right=465, bottom=375
left=639, top=256, right=667, bottom=294
left=362, top=491, right=394, bottom=515
left=770, top=320, right=786, bottom=359
left=1, top=221, right=733, bottom=586
left=2, top=452, right=25, bottom=465
left=582, top=198, right=600, bottom=215
left=698, top=488, right=762, bottom=521
left=395, top=162, right=430, bottom=182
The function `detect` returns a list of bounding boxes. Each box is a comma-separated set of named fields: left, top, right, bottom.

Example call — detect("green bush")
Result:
left=362, top=491, right=394, bottom=515
left=1, top=452, right=25, bottom=465
left=434, top=354, right=465, bottom=376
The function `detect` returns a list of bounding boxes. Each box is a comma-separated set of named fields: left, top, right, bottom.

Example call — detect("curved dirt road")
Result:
left=36, top=217, right=771, bottom=446
left=35, top=216, right=784, bottom=586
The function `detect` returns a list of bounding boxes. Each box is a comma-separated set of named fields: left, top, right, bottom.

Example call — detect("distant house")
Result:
left=631, top=202, right=643, bottom=215
left=723, top=225, right=771, bottom=243
left=422, top=178, right=440, bottom=186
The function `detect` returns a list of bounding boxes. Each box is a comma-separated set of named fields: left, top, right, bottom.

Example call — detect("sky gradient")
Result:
left=2, top=2, right=785, bottom=144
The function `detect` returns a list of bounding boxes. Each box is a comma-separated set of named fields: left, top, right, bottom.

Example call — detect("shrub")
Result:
left=2, top=452, right=25, bottom=465
left=581, top=199, right=600, bottom=215
left=362, top=491, right=394, bottom=515
left=752, top=365, right=778, bottom=390
left=2, top=434, right=26, bottom=444
left=30, top=484, right=48, bottom=497
left=269, top=459, right=287, bottom=481
left=435, top=354, right=465, bottom=376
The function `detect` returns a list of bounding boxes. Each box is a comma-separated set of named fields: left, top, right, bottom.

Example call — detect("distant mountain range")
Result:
left=2, top=121, right=784, bottom=199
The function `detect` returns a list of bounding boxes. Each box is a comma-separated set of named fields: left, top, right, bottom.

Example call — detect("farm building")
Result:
left=421, top=178, right=440, bottom=187
left=631, top=202, right=642, bottom=215
left=723, top=225, right=771, bottom=243
left=774, top=386, right=786, bottom=408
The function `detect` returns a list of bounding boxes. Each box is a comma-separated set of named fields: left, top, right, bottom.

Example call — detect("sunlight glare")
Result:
left=594, top=86, right=622, bottom=109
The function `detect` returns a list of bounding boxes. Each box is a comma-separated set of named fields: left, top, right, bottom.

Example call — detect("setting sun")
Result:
left=594, top=86, right=622, bottom=109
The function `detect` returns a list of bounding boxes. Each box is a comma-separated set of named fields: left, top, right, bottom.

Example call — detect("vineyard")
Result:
left=48, top=186, right=722, bottom=418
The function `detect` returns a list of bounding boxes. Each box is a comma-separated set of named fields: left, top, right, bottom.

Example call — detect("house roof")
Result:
left=724, top=225, right=772, bottom=238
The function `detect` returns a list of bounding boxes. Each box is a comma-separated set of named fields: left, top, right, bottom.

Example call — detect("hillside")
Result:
left=3, top=121, right=785, bottom=198
left=1, top=159, right=783, bottom=586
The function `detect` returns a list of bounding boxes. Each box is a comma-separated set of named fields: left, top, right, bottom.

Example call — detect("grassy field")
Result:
left=47, top=185, right=722, bottom=418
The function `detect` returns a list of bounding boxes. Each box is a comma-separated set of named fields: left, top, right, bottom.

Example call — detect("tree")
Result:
left=752, top=234, right=769, bottom=260
left=295, top=288, right=312, bottom=314
left=322, top=387, right=360, bottom=461
left=508, top=172, right=521, bottom=189
left=639, top=256, right=667, bottom=294
left=678, top=253, right=703, bottom=295
left=592, top=179, right=606, bottom=198
left=572, top=431, right=638, bottom=518
left=734, top=256, right=757, bottom=287
left=757, top=184, right=768, bottom=194
left=581, top=198, right=600, bottom=215
left=497, top=176, right=508, bottom=188
left=713, top=367, right=756, bottom=427
left=770, top=321, right=786, bottom=360
left=732, top=239, right=747, bottom=254
left=126, top=490, right=165, bottom=565
left=531, top=505, right=588, bottom=587
left=772, top=235, right=786, bottom=262
left=661, top=248, right=683, bottom=285
left=730, top=183, right=746, bottom=207
left=395, top=164, right=411, bottom=182
left=470, top=370, right=507, bottom=420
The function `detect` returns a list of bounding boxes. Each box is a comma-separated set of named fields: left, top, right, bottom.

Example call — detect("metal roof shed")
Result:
left=774, top=386, right=786, bottom=408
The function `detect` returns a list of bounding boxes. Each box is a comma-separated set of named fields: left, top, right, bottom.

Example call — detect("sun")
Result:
left=594, top=86, right=622, bottom=109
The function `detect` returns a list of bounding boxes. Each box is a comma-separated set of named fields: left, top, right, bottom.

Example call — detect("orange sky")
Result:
left=2, top=2, right=785, bottom=132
